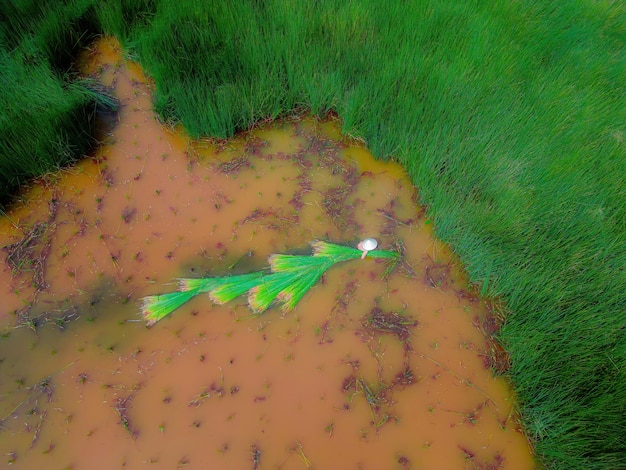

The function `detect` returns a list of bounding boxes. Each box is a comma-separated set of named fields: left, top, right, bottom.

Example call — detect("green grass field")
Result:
left=1, top=1, right=624, bottom=468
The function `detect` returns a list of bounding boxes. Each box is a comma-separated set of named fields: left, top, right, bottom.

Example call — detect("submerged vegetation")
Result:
left=1, top=1, right=624, bottom=468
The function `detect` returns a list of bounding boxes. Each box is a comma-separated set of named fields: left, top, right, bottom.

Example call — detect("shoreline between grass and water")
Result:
left=1, top=1, right=624, bottom=468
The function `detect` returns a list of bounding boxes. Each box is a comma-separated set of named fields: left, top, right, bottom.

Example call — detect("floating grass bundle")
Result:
left=262, top=254, right=336, bottom=312
left=141, top=291, right=198, bottom=327
left=140, top=240, right=399, bottom=325
left=142, top=273, right=264, bottom=326
left=209, top=272, right=266, bottom=305
left=247, top=271, right=301, bottom=314
left=274, top=258, right=334, bottom=312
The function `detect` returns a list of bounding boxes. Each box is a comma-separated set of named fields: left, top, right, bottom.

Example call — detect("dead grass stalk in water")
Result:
left=113, top=394, right=138, bottom=439
left=361, top=307, right=417, bottom=341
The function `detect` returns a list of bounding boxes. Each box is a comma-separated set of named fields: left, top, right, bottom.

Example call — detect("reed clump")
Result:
left=2, top=1, right=625, bottom=468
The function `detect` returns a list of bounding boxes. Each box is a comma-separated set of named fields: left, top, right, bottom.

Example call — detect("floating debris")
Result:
left=113, top=395, right=138, bottom=439
left=361, top=307, right=417, bottom=341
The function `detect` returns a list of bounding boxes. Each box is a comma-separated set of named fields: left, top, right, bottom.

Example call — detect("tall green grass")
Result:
left=1, top=1, right=625, bottom=467
left=0, top=0, right=105, bottom=207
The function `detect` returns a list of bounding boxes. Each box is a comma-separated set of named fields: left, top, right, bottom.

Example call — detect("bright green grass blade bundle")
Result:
left=250, top=254, right=336, bottom=313
left=178, top=276, right=229, bottom=293
left=252, top=242, right=399, bottom=313
left=269, top=253, right=333, bottom=272
left=140, top=240, right=400, bottom=325
left=312, top=240, right=362, bottom=261
left=209, top=272, right=265, bottom=304
left=247, top=272, right=297, bottom=314
left=277, top=263, right=332, bottom=312
left=141, top=291, right=199, bottom=326
left=312, top=240, right=399, bottom=260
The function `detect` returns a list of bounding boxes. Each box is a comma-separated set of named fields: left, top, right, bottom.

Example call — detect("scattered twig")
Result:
left=292, top=441, right=312, bottom=468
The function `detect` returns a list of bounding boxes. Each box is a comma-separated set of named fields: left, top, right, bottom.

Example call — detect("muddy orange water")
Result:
left=0, top=38, right=535, bottom=469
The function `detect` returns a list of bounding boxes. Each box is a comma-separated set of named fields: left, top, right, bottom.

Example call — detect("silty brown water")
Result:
left=0, top=37, right=535, bottom=469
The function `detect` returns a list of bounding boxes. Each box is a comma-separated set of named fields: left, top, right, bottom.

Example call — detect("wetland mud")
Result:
left=0, top=37, right=535, bottom=469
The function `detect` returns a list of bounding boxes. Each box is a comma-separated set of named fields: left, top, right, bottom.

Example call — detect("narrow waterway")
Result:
left=0, top=37, right=535, bottom=469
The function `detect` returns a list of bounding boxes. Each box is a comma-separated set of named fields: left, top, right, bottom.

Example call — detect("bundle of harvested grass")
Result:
left=140, top=240, right=398, bottom=326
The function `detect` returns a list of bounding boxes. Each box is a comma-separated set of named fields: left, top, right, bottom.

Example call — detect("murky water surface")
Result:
left=0, top=38, right=535, bottom=469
